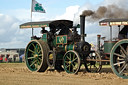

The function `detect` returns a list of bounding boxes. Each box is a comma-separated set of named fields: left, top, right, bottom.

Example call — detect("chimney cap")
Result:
left=80, top=15, right=86, bottom=17
left=97, top=35, right=101, bottom=37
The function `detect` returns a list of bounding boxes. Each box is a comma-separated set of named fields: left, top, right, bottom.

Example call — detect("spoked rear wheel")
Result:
left=63, top=50, right=81, bottom=74
left=25, top=40, right=49, bottom=72
left=110, top=39, right=128, bottom=79
left=85, top=51, right=102, bottom=73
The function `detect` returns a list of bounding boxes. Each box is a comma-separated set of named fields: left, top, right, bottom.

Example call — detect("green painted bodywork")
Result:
left=65, top=45, right=74, bottom=51
left=20, top=24, right=49, bottom=28
left=40, top=33, right=47, bottom=42
left=31, top=33, right=75, bottom=60
left=57, top=44, right=74, bottom=52
left=104, top=41, right=117, bottom=54
left=56, top=44, right=75, bottom=60
left=56, top=35, right=67, bottom=44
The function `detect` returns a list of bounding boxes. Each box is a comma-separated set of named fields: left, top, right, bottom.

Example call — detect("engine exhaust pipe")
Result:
left=97, top=35, right=101, bottom=51
left=80, top=15, right=85, bottom=42
left=74, top=15, right=90, bottom=56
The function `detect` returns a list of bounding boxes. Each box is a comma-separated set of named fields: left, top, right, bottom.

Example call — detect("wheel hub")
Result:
left=49, top=54, right=53, bottom=60
left=68, top=61, right=71, bottom=64
left=34, top=54, right=38, bottom=58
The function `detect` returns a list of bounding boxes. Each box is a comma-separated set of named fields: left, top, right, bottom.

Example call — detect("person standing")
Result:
left=13, top=54, right=16, bottom=62
left=5, top=57, right=7, bottom=62
left=0, top=55, right=3, bottom=63
left=5, top=54, right=10, bottom=63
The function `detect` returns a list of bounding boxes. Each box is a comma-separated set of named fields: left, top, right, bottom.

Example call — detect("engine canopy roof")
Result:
left=99, top=19, right=128, bottom=26
left=20, top=20, right=73, bottom=29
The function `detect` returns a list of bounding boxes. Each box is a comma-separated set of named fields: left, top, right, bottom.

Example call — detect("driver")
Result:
left=118, top=26, right=128, bottom=40
left=40, top=27, right=48, bottom=34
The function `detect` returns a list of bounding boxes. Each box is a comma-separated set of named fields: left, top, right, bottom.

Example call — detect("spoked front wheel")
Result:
left=63, top=50, right=81, bottom=74
left=110, top=39, right=128, bottom=79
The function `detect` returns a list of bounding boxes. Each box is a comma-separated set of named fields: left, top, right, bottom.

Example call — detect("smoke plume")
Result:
left=81, top=10, right=94, bottom=16
left=73, top=0, right=128, bottom=43
left=81, top=4, right=128, bottom=22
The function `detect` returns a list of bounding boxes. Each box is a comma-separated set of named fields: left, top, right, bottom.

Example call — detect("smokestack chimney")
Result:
left=80, top=15, right=85, bottom=42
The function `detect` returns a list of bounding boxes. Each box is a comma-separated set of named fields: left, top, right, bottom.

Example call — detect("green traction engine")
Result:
left=20, top=15, right=128, bottom=79
left=20, top=15, right=91, bottom=73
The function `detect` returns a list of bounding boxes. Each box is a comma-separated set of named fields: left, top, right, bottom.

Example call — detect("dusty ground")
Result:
left=0, top=63, right=128, bottom=85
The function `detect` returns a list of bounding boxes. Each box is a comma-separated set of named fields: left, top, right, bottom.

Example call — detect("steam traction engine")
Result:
left=20, top=16, right=128, bottom=79
left=20, top=15, right=91, bottom=74
left=96, top=19, right=128, bottom=79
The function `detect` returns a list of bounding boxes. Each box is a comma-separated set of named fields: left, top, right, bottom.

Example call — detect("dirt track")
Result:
left=0, top=63, right=128, bottom=85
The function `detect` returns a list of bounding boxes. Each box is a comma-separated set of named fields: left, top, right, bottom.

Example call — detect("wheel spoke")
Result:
left=38, top=57, right=42, bottom=61
left=119, top=45, right=127, bottom=56
left=28, top=57, right=35, bottom=59
left=114, top=61, right=125, bottom=66
left=37, top=45, right=41, bottom=54
left=71, top=63, right=77, bottom=69
left=64, top=61, right=69, bottom=64
left=38, top=50, right=41, bottom=54
left=38, top=54, right=42, bottom=56
left=73, top=54, right=75, bottom=60
left=119, top=64, right=127, bottom=74
left=35, top=45, right=39, bottom=53
left=36, top=44, right=40, bottom=54
left=35, top=64, right=38, bottom=69
left=69, top=53, right=72, bottom=60
left=36, top=44, right=38, bottom=49
left=117, top=58, right=124, bottom=61
left=35, top=60, right=39, bottom=68
left=66, top=56, right=71, bottom=61
left=32, top=43, right=36, bottom=50
left=114, top=53, right=125, bottom=58
left=120, top=50, right=126, bottom=57
left=30, top=60, right=37, bottom=67
left=37, top=60, right=41, bottom=65
left=65, top=64, right=70, bottom=69
left=72, top=57, right=77, bottom=63
left=28, top=49, right=35, bottom=54
left=69, top=65, right=71, bottom=72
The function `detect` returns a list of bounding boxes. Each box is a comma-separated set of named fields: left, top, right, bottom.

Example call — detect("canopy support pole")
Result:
left=31, top=0, right=34, bottom=36
left=109, top=25, right=112, bottom=41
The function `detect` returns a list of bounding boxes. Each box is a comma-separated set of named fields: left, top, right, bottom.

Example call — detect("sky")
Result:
left=0, top=0, right=127, bottom=48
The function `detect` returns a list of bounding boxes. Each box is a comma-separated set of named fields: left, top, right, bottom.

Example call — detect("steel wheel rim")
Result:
left=25, top=41, right=43, bottom=71
left=63, top=50, right=80, bottom=74
left=110, top=39, right=128, bottom=79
